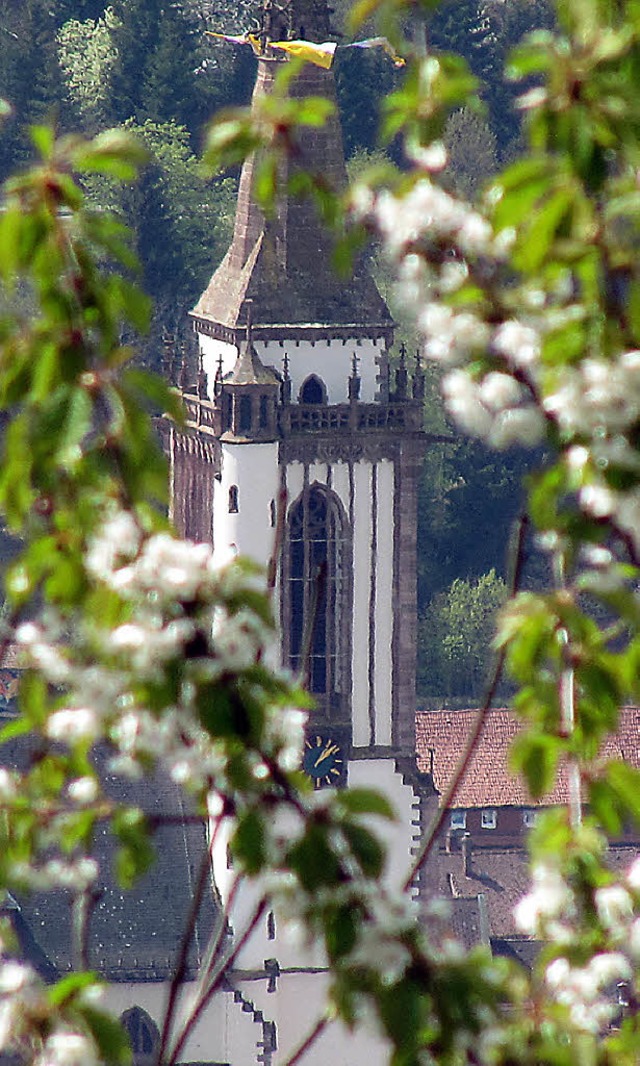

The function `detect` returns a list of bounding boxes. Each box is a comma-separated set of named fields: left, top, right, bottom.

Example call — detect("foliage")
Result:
left=57, top=8, right=122, bottom=132
left=443, top=106, right=498, bottom=199
left=418, top=569, right=508, bottom=699
left=82, top=119, right=235, bottom=323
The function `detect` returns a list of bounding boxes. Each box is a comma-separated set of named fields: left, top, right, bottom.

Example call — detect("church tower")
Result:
left=168, top=3, right=434, bottom=1059
left=181, top=0, right=425, bottom=776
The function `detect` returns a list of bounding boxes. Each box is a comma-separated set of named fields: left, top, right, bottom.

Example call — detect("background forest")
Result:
left=0, top=0, right=553, bottom=702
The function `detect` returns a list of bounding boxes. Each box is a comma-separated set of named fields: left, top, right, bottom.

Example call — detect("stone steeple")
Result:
left=191, top=0, right=392, bottom=341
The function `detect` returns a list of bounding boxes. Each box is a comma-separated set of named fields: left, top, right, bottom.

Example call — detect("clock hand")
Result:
left=313, top=743, right=339, bottom=768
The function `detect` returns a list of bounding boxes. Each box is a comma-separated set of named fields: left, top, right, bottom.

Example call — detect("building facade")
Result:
left=164, top=0, right=437, bottom=1059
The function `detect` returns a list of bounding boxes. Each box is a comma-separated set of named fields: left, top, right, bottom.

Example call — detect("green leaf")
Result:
left=509, top=732, right=561, bottom=799
left=48, top=972, right=98, bottom=1008
left=337, top=788, right=396, bottom=820
left=340, top=823, right=385, bottom=878
left=79, top=1006, right=132, bottom=1066
left=75, top=129, right=148, bottom=181
left=233, top=808, right=267, bottom=875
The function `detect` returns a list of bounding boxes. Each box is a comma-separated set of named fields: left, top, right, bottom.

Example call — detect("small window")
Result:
left=267, top=910, right=276, bottom=940
left=523, top=809, right=537, bottom=828
left=450, top=810, right=466, bottom=830
left=222, top=391, right=232, bottom=431
left=481, top=809, right=497, bottom=830
left=269, top=499, right=276, bottom=528
left=259, top=395, right=269, bottom=428
left=228, top=485, right=239, bottom=513
left=299, top=375, right=326, bottom=404
left=239, top=394, right=252, bottom=432
left=121, top=1009, right=159, bottom=1064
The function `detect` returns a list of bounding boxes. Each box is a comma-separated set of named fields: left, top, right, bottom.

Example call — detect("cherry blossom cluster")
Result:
left=0, top=954, right=100, bottom=1066
left=515, top=854, right=640, bottom=1032
left=16, top=510, right=305, bottom=793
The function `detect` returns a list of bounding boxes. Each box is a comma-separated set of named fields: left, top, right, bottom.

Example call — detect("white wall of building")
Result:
left=213, top=443, right=280, bottom=568
left=374, top=461, right=395, bottom=746
left=102, top=980, right=232, bottom=1063
left=348, top=759, right=417, bottom=892
left=199, top=334, right=384, bottom=405
left=351, top=463, right=373, bottom=746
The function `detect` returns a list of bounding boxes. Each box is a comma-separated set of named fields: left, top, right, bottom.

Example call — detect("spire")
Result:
left=192, top=0, right=391, bottom=338
left=260, top=0, right=334, bottom=42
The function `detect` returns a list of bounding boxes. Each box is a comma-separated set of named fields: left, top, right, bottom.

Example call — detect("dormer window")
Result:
left=299, top=375, right=326, bottom=404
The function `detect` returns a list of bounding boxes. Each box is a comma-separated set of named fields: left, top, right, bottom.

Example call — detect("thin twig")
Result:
left=281, top=1013, right=332, bottom=1066
left=166, top=896, right=268, bottom=1066
left=156, top=814, right=224, bottom=1066
left=71, top=884, right=101, bottom=973
left=267, top=486, right=287, bottom=593
left=298, top=561, right=327, bottom=690
left=405, top=512, right=529, bottom=890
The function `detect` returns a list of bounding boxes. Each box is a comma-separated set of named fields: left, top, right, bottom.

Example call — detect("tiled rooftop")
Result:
left=416, top=707, right=640, bottom=809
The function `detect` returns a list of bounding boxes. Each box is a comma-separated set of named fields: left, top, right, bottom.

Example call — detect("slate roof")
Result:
left=416, top=707, right=640, bottom=808
left=191, top=55, right=392, bottom=336
left=0, top=709, right=217, bottom=983
left=448, top=895, right=489, bottom=949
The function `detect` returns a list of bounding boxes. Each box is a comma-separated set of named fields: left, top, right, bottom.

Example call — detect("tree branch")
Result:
left=405, top=511, right=529, bottom=890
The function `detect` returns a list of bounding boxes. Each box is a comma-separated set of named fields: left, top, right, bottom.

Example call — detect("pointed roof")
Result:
left=192, top=0, right=392, bottom=341
left=228, top=312, right=281, bottom=385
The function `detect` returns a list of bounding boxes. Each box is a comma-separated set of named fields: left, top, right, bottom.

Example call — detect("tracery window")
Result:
left=286, top=485, right=348, bottom=706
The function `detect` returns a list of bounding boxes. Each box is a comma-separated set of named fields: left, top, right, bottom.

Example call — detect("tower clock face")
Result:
left=302, top=734, right=346, bottom=789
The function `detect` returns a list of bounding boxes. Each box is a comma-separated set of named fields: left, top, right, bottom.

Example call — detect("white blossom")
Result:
left=514, top=861, right=574, bottom=936
left=46, top=708, right=101, bottom=744
left=39, top=1031, right=98, bottom=1066
left=492, top=320, right=541, bottom=371
left=545, top=952, right=631, bottom=1032
left=595, top=884, right=633, bottom=935
left=86, top=510, right=140, bottom=579
left=67, top=777, right=98, bottom=805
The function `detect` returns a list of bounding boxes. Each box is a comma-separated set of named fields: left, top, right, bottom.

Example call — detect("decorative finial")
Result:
left=197, top=351, right=208, bottom=400
left=395, top=342, right=408, bottom=400
left=349, top=351, right=361, bottom=402
left=281, top=349, right=291, bottom=404
left=245, top=299, right=254, bottom=348
left=214, top=352, right=223, bottom=399
left=178, top=345, right=187, bottom=392
left=413, top=347, right=425, bottom=401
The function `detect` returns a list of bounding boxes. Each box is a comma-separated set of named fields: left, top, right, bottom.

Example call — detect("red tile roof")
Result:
left=416, top=707, right=640, bottom=809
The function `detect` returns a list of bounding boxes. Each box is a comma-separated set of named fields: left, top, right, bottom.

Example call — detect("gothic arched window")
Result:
left=228, top=485, right=239, bottom=513
left=121, top=1008, right=159, bottom=1066
left=299, top=375, right=326, bottom=404
left=286, top=485, right=349, bottom=707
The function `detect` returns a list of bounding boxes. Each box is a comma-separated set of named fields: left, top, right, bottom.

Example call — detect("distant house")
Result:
left=415, top=707, right=640, bottom=957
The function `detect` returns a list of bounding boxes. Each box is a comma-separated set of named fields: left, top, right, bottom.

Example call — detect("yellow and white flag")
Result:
left=206, top=31, right=405, bottom=70
left=205, top=31, right=263, bottom=56
left=269, top=39, right=337, bottom=69
left=347, top=37, right=405, bottom=66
